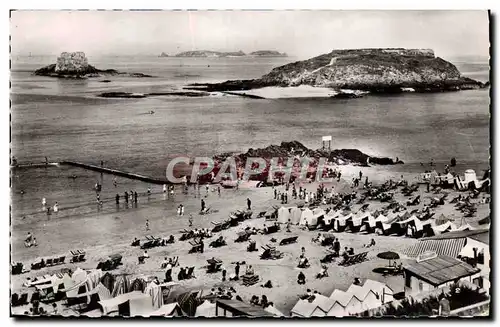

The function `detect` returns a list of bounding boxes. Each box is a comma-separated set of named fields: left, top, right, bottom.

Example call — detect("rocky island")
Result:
left=34, top=52, right=154, bottom=78
left=249, top=50, right=288, bottom=57
left=185, top=48, right=488, bottom=94
left=174, top=50, right=246, bottom=57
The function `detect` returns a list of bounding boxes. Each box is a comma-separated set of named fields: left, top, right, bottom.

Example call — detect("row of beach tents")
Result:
left=276, top=206, right=474, bottom=239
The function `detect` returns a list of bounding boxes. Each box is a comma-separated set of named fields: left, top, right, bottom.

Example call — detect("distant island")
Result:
left=34, top=52, right=154, bottom=78
left=158, top=52, right=169, bottom=57
left=174, top=50, right=246, bottom=58
left=185, top=48, right=488, bottom=94
left=168, top=50, right=288, bottom=58
left=249, top=50, right=287, bottom=57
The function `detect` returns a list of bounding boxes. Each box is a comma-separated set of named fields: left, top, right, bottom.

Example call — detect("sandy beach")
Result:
left=10, top=163, right=490, bottom=316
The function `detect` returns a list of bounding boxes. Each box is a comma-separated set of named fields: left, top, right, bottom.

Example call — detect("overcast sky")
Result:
left=10, top=10, right=490, bottom=58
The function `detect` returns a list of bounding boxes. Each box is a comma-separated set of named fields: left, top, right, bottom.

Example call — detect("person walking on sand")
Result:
left=201, top=199, right=206, bottom=212
left=188, top=214, right=193, bottom=227
left=53, top=202, right=58, bottom=213
left=247, top=198, right=251, bottom=211
left=124, top=191, right=129, bottom=204
left=359, top=171, right=363, bottom=179
left=235, top=262, right=240, bottom=280
left=42, top=197, right=46, bottom=207
left=217, top=185, right=221, bottom=197
left=145, top=219, right=150, bottom=231
left=163, top=184, right=167, bottom=193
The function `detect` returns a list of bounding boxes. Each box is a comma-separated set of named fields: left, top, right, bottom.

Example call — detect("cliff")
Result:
left=34, top=52, right=153, bottom=78
left=174, top=50, right=246, bottom=57
left=185, top=48, right=487, bottom=93
left=250, top=50, right=287, bottom=57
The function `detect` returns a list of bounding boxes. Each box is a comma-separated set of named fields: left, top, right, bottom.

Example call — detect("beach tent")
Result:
left=195, top=300, right=217, bottom=317
left=145, top=282, right=179, bottom=309
left=432, top=221, right=458, bottom=235
left=99, top=291, right=153, bottom=316
left=265, top=305, right=284, bottom=317
left=66, top=282, right=111, bottom=305
left=328, top=279, right=394, bottom=317
left=291, top=294, right=333, bottom=317
left=150, top=302, right=185, bottom=317
left=277, top=207, right=291, bottom=224
left=334, top=213, right=352, bottom=232
left=289, top=207, right=302, bottom=224
left=456, top=224, right=475, bottom=231
left=299, top=208, right=316, bottom=226
left=111, top=275, right=131, bottom=297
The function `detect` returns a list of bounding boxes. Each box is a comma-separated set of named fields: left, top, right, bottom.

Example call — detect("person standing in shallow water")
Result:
left=246, top=198, right=251, bottom=210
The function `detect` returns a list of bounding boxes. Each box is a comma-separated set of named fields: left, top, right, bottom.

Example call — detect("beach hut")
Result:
left=99, top=291, right=153, bottom=316
left=299, top=208, right=316, bottom=226
left=277, top=207, right=291, bottom=224
left=290, top=207, right=302, bottom=225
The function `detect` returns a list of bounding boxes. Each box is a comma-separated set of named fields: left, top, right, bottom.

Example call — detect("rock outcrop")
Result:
left=34, top=52, right=154, bottom=78
left=186, top=48, right=487, bottom=93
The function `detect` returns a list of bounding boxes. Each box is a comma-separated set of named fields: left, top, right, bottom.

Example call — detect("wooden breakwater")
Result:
left=60, top=161, right=170, bottom=185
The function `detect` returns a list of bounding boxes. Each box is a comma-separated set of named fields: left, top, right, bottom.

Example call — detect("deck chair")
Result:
left=186, top=266, right=195, bottom=278
left=77, top=253, right=86, bottom=262
left=46, top=258, right=53, bottom=266
left=52, top=257, right=60, bottom=265
left=279, top=236, right=298, bottom=246
left=18, top=293, right=28, bottom=305
left=235, top=231, right=251, bottom=243
left=70, top=254, right=79, bottom=263
left=59, top=256, right=65, bottom=264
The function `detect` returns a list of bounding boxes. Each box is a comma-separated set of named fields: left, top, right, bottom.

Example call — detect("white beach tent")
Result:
left=195, top=300, right=217, bottom=317
left=149, top=302, right=185, bottom=317
left=289, top=207, right=302, bottom=225
left=265, top=305, right=284, bottom=317
left=299, top=208, right=316, bottom=226
left=277, top=207, right=291, bottom=224
left=312, top=208, right=326, bottom=220
left=328, top=279, right=394, bottom=317
left=99, top=291, right=153, bottom=316
left=334, top=212, right=352, bottom=231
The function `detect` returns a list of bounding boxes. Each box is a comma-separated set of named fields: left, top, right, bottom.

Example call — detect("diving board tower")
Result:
left=322, top=136, right=332, bottom=151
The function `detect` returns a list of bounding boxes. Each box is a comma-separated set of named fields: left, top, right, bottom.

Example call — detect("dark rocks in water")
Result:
left=99, top=92, right=146, bottom=98
left=100, top=80, right=112, bottom=83
left=186, top=48, right=487, bottom=95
